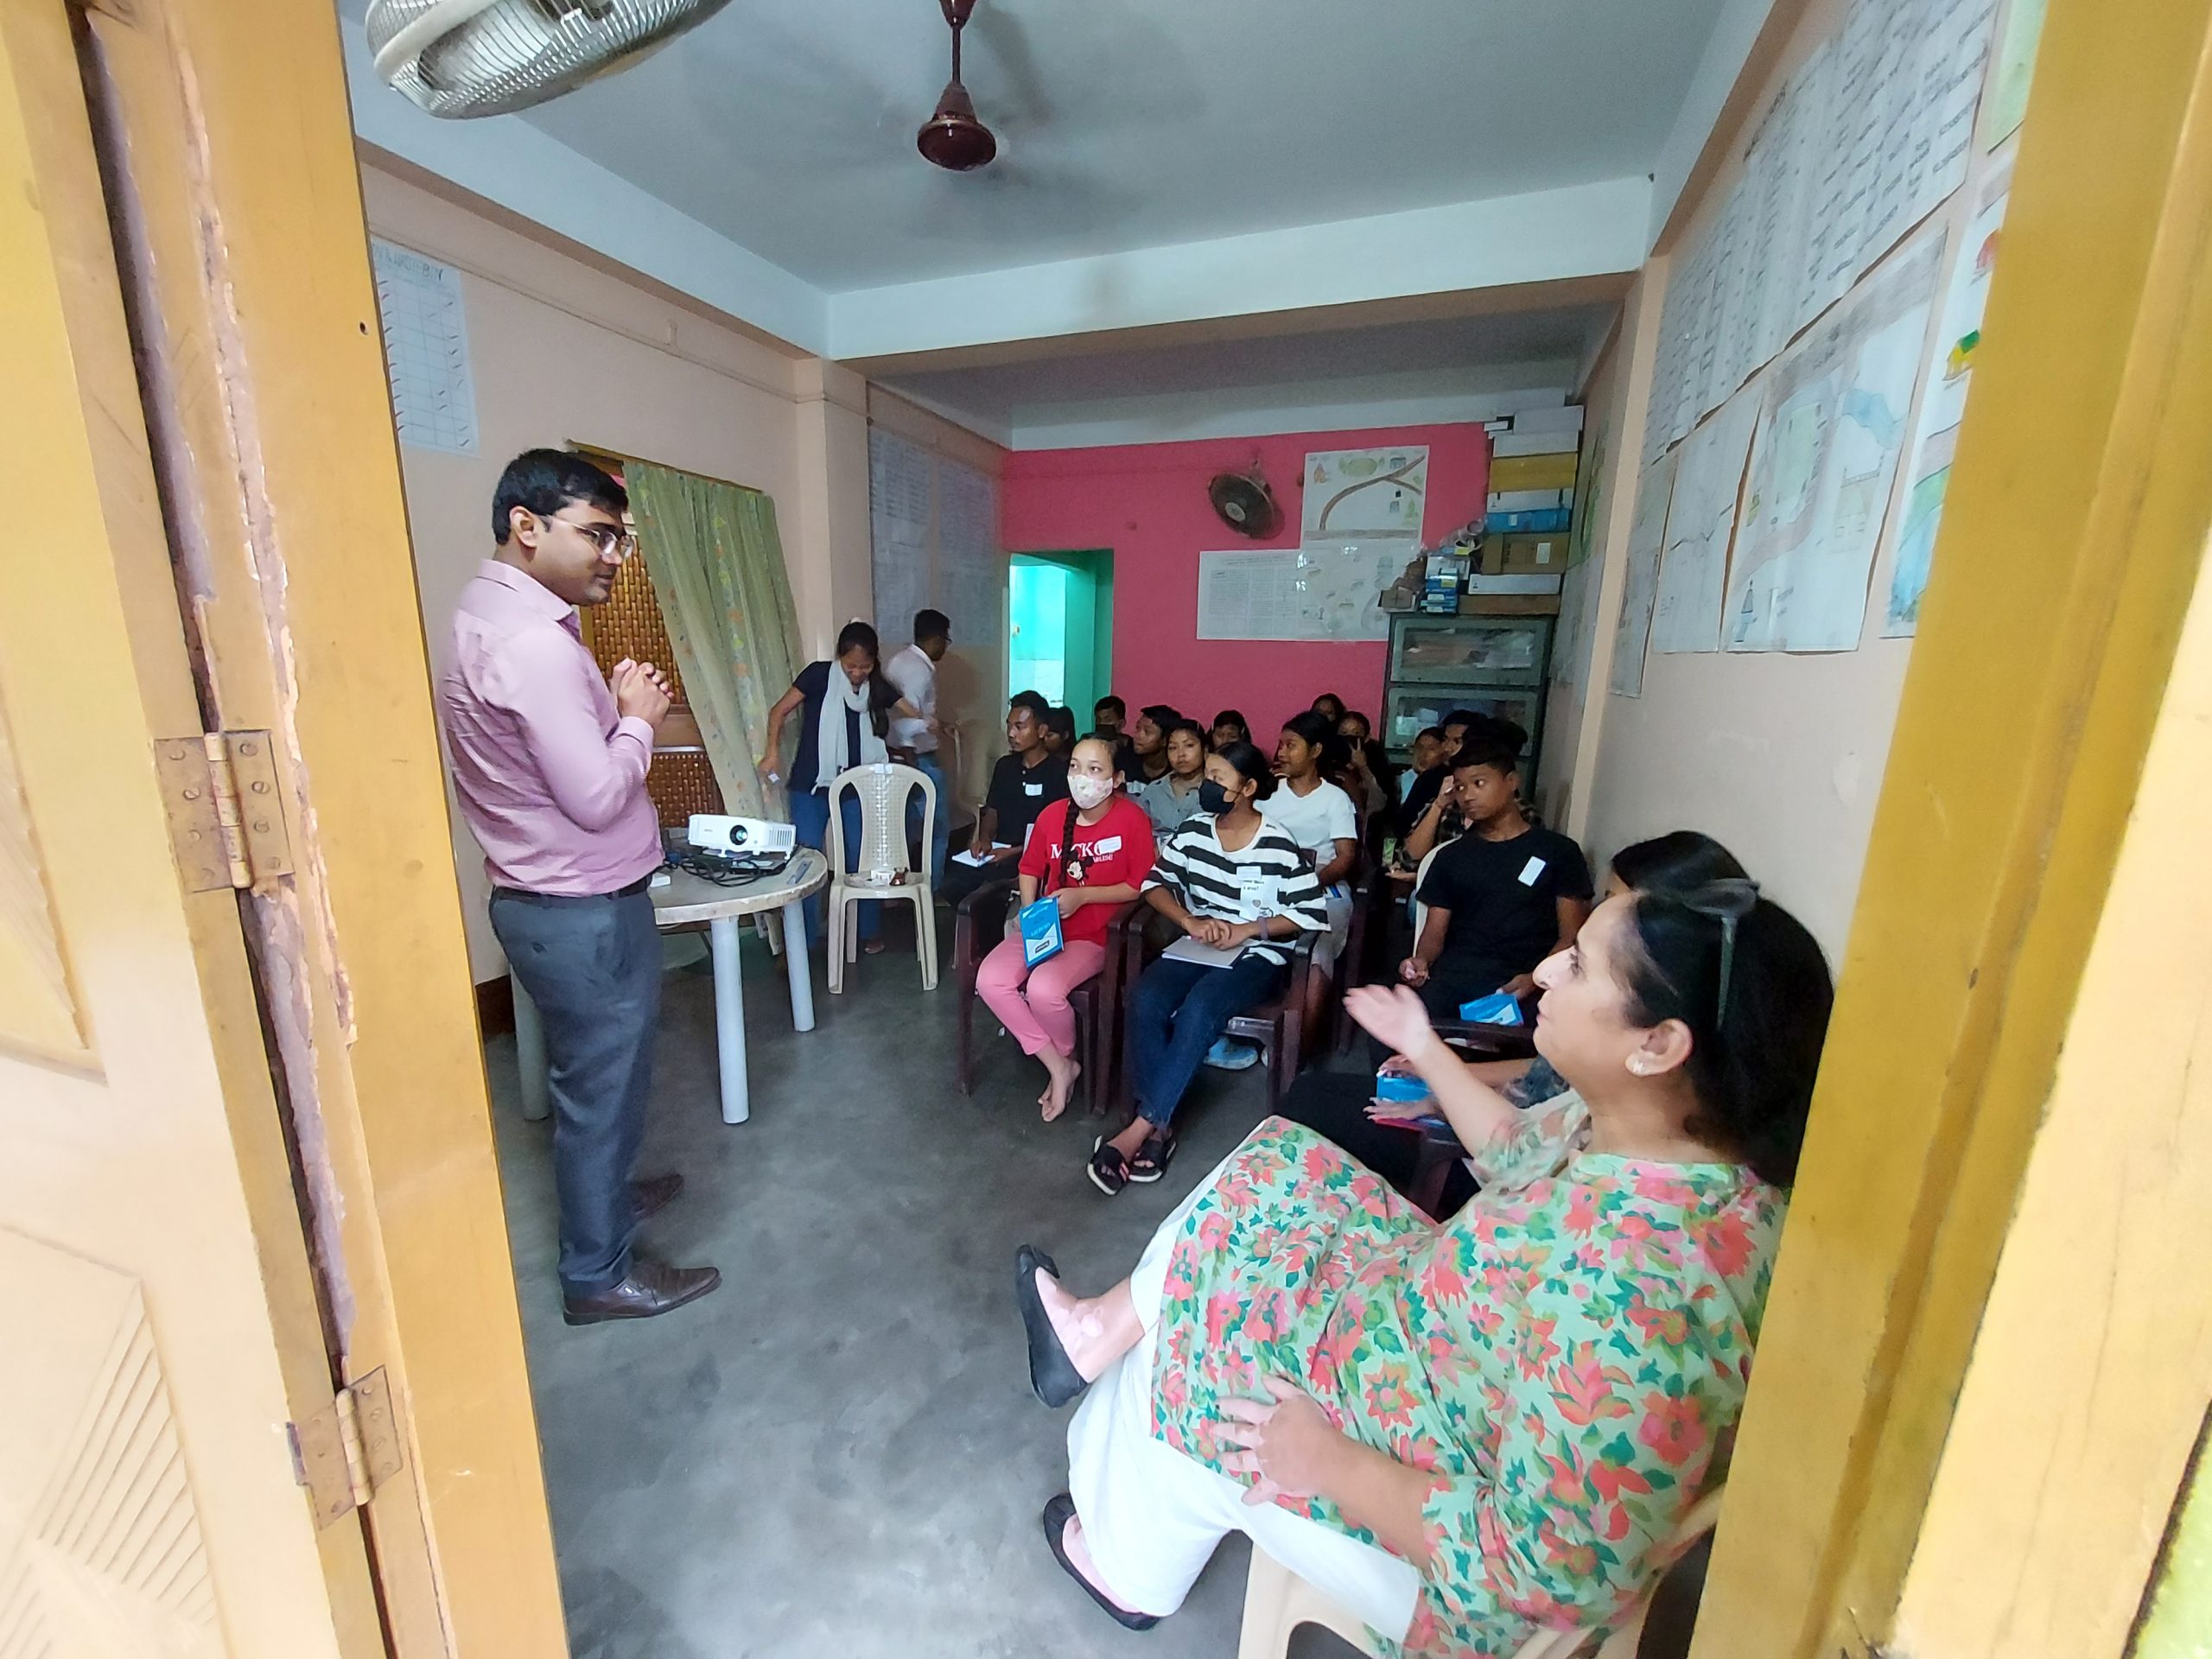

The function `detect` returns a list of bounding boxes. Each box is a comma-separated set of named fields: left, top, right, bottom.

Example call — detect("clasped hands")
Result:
left=610, top=658, right=671, bottom=727
left=1215, top=1376, right=1343, bottom=1507
left=1188, top=916, right=1256, bottom=948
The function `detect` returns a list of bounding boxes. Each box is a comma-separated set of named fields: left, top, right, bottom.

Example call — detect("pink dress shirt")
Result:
left=441, top=559, right=664, bottom=896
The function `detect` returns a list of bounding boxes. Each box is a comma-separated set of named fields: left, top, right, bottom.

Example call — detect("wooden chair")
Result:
left=1236, top=1484, right=1727, bottom=1659
left=1116, top=912, right=1325, bottom=1116
left=951, top=878, right=1137, bottom=1116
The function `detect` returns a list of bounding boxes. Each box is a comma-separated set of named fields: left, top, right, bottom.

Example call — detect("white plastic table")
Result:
left=513, top=849, right=830, bottom=1127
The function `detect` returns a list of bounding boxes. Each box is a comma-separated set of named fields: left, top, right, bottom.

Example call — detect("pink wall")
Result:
left=1001, top=423, right=1491, bottom=744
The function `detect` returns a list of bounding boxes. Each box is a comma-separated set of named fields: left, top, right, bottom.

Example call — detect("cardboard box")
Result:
left=1484, top=488, right=1571, bottom=515
left=1459, top=592, right=1562, bottom=616
left=1465, top=572, right=1564, bottom=595
left=1488, top=452, right=1580, bottom=493
left=1485, top=507, right=1572, bottom=535
left=1491, top=533, right=1568, bottom=575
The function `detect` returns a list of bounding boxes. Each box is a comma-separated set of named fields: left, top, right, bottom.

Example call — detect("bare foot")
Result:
left=1061, top=1513, right=1150, bottom=1616
left=1039, top=1049, right=1081, bottom=1122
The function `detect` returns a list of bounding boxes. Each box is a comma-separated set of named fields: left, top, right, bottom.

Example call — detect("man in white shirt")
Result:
left=886, top=607, right=953, bottom=885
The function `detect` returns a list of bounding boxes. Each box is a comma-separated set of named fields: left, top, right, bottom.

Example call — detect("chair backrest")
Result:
left=1410, top=842, right=1446, bottom=939
left=827, top=762, right=934, bottom=884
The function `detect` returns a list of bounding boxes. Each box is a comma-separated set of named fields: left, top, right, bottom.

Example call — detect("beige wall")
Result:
left=360, top=162, right=842, bottom=979
left=1558, top=0, right=2013, bottom=957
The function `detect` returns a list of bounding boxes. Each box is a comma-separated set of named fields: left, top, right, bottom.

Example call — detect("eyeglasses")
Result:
left=548, top=513, right=638, bottom=563
left=1677, top=879, right=1760, bottom=1023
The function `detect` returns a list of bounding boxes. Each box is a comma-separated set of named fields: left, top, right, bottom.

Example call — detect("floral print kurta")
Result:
left=1149, top=1103, right=1783, bottom=1657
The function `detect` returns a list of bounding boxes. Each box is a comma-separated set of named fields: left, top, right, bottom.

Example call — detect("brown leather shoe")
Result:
left=631, top=1172, right=683, bottom=1222
left=562, top=1261, right=721, bottom=1326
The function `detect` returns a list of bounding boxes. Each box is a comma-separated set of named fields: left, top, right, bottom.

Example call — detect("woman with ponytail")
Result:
left=1014, top=873, right=1832, bottom=1656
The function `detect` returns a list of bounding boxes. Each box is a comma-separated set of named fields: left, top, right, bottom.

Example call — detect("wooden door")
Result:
left=0, top=1, right=564, bottom=1654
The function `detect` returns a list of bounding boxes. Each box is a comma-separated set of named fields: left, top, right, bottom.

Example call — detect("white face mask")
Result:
left=1068, top=773, right=1116, bottom=810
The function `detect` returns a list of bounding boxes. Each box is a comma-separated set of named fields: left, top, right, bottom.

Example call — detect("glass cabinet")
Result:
left=1382, top=612, right=1554, bottom=779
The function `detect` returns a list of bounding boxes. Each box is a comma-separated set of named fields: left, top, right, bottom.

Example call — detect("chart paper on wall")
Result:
left=1609, top=451, right=1679, bottom=699
left=1980, top=0, right=2045, bottom=149
left=1887, top=177, right=2009, bottom=636
left=1726, top=235, right=1943, bottom=654
left=1196, top=544, right=1406, bottom=642
left=869, top=428, right=933, bottom=648
left=1651, top=391, right=1759, bottom=654
left=371, top=240, right=478, bottom=455
left=1300, top=448, right=1428, bottom=539
left=1551, top=420, right=1611, bottom=690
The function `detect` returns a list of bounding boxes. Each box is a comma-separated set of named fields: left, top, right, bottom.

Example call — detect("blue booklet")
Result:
left=1457, top=991, right=1525, bottom=1025
left=1019, top=898, right=1065, bottom=968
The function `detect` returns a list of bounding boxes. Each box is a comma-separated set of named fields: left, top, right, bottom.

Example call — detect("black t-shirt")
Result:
left=982, top=750, right=1071, bottom=849
left=789, top=660, right=899, bottom=792
left=1416, top=824, right=1593, bottom=998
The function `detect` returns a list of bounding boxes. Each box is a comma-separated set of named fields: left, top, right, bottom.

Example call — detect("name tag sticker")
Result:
left=1518, top=856, right=1547, bottom=887
left=1093, top=836, right=1122, bottom=854
left=1024, top=781, right=1044, bottom=796
left=1239, top=874, right=1280, bottom=912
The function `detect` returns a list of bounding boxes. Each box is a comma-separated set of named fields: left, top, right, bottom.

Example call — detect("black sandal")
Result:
left=1014, top=1245, right=1089, bottom=1408
left=1042, top=1493, right=1160, bottom=1630
left=1087, top=1135, right=1131, bottom=1196
left=1127, top=1128, right=1177, bottom=1185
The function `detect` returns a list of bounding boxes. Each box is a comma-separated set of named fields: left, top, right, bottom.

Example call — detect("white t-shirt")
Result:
left=1262, top=778, right=1358, bottom=877
left=884, top=643, right=937, bottom=753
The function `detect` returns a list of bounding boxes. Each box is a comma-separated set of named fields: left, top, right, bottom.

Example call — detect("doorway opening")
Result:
left=1007, top=549, right=1115, bottom=715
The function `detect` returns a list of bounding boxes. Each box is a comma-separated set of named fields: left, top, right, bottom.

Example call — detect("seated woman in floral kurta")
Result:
left=1013, top=876, right=1834, bottom=1656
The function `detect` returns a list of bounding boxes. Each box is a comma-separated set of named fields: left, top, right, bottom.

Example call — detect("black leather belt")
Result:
left=493, top=872, right=654, bottom=906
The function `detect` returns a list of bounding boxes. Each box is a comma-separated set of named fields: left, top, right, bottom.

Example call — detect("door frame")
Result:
left=1007, top=548, right=1115, bottom=715
left=1688, top=0, right=2212, bottom=1650
left=5, top=0, right=566, bottom=1650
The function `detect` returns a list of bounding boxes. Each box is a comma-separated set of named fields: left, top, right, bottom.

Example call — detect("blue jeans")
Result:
left=910, top=751, right=952, bottom=888
left=1128, top=951, right=1288, bottom=1128
left=791, top=789, right=878, bottom=948
left=490, top=887, right=658, bottom=1296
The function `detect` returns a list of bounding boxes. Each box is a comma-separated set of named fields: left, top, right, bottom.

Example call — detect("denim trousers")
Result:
left=489, top=887, right=659, bottom=1295
left=1128, top=952, right=1287, bottom=1128
left=790, top=787, right=879, bottom=948
left=910, top=751, right=953, bottom=889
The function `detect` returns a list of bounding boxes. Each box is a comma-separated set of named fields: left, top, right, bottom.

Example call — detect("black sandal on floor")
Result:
left=1042, top=1493, right=1160, bottom=1631
left=1127, top=1128, right=1177, bottom=1185
left=1087, top=1135, right=1131, bottom=1196
left=1014, top=1245, right=1089, bottom=1408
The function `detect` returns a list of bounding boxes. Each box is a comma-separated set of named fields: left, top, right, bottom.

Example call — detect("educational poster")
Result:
left=1609, top=450, right=1679, bottom=699
left=1195, top=543, right=1404, bottom=642
left=1726, top=234, right=1942, bottom=653
left=1979, top=0, right=2046, bottom=149
left=1300, top=447, right=1428, bottom=538
left=371, top=240, right=479, bottom=455
left=1641, top=0, right=1997, bottom=466
left=1887, top=177, right=2009, bottom=635
left=1651, top=389, right=1759, bottom=654
left=1551, top=419, right=1611, bottom=689
left=868, top=427, right=932, bottom=644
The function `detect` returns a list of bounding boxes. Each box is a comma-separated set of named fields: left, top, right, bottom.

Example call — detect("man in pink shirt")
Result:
left=442, top=449, right=720, bottom=1325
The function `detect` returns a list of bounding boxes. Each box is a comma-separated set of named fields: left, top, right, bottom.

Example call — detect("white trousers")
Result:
left=1065, top=1148, right=1422, bottom=1637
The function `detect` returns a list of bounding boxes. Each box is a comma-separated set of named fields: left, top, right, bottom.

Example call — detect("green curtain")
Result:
left=626, top=461, right=802, bottom=820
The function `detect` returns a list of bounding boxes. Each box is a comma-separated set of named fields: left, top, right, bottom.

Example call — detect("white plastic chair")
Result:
left=824, top=761, right=938, bottom=994
left=1411, top=842, right=1445, bottom=940
left=1236, top=1485, right=1726, bottom=1659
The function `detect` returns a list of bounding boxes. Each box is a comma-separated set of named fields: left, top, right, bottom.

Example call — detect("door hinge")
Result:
left=290, top=1368, right=404, bottom=1529
left=154, top=731, right=293, bottom=891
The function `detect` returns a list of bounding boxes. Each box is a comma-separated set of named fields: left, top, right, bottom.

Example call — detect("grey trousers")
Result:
left=490, top=885, right=660, bottom=1295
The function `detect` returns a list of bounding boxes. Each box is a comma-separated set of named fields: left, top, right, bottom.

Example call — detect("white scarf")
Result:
left=813, top=664, right=887, bottom=790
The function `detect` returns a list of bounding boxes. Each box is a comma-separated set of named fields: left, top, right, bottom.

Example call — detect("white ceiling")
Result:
left=876, top=302, right=1617, bottom=448
left=486, top=0, right=1724, bottom=291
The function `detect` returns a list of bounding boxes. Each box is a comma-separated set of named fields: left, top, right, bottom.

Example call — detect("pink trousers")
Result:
left=974, top=936, right=1107, bottom=1058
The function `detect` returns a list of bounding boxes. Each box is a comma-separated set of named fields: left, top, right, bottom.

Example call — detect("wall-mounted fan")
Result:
left=1208, top=467, right=1282, bottom=539
left=367, top=0, right=730, bottom=119
left=917, top=0, right=998, bottom=170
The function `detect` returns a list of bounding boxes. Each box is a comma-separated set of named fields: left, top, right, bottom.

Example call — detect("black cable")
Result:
left=664, top=849, right=792, bottom=888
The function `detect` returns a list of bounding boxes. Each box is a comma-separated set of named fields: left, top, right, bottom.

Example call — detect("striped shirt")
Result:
left=1145, top=816, right=1330, bottom=966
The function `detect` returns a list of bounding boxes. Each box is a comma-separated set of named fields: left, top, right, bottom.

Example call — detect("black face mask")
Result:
left=1198, top=779, right=1236, bottom=817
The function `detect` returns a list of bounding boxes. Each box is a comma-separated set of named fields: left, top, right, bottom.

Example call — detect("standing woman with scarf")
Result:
left=758, top=621, right=927, bottom=954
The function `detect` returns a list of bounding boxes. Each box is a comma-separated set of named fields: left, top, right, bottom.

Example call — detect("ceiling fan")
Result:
left=366, top=0, right=730, bottom=118
left=917, top=0, right=998, bottom=172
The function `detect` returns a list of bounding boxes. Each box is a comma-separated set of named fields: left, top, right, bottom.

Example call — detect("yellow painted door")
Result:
left=1, top=10, right=390, bottom=1658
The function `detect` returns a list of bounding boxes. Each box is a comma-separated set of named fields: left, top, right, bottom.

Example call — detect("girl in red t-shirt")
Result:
left=976, top=737, right=1157, bottom=1121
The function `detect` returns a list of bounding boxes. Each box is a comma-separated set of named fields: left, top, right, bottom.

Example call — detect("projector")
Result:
left=687, top=815, right=797, bottom=856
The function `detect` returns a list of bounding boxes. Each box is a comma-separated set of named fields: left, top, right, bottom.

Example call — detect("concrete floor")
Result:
left=486, top=927, right=1357, bottom=1658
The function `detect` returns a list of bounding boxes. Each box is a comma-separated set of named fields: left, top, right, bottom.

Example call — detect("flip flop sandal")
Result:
left=1128, top=1129, right=1178, bottom=1185
left=1014, top=1245, right=1089, bottom=1409
left=1087, top=1135, right=1131, bottom=1197
left=1041, top=1493, right=1160, bottom=1631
